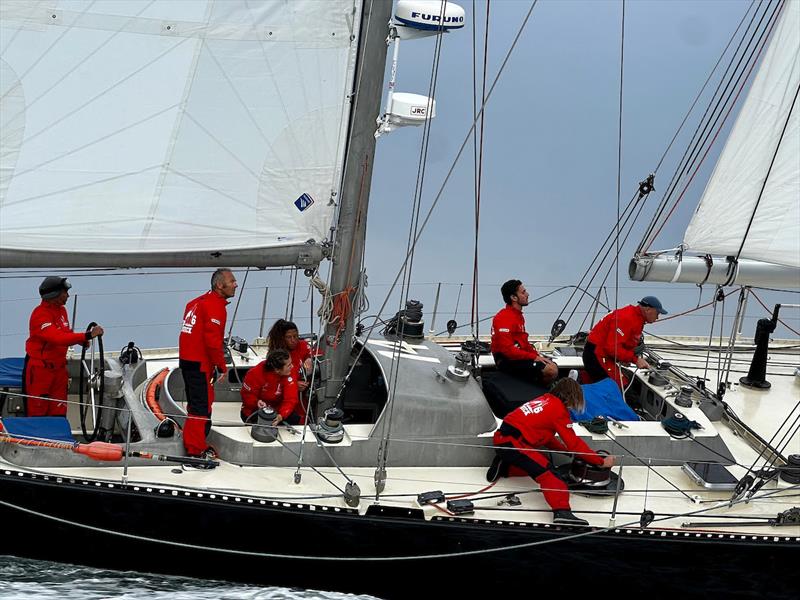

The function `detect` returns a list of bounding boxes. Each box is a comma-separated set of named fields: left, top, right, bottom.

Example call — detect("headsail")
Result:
left=630, top=1, right=799, bottom=287
left=0, top=0, right=362, bottom=267
left=683, top=0, right=799, bottom=270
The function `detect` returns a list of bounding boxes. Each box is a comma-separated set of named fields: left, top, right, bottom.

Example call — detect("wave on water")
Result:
left=0, top=557, right=381, bottom=600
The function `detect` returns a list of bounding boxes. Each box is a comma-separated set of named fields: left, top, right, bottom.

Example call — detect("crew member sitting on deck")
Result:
left=240, top=349, right=302, bottom=426
left=491, top=279, right=557, bottom=384
left=582, top=296, right=667, bottom=389
left=490, top=378, right=614, bottom=525
left=24, top=276, right=104, bottom=417
left=267, top=319, right=313, bottom=392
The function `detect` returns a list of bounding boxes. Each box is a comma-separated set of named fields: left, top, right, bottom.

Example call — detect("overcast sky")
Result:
left=1, top=0, right=797, bottom=358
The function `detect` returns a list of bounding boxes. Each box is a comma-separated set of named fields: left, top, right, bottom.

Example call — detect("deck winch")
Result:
left=317, top=408, right=344, bottom=444
left=251, top=407, right=279, bottom=443
left=569, top=453, right=613, bottom=487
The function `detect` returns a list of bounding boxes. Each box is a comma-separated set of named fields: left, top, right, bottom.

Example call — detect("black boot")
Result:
left=553, top=510, right=589, bottom=526
left=486, top=455, right=508, bottom=482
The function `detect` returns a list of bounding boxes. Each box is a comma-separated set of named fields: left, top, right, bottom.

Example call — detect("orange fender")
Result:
left=74, top=441, right=124, bottom=461
left=145, top=368, right=169, bottom=422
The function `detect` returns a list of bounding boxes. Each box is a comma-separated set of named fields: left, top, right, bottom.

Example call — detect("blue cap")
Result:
left=639, top=296, right=667, bottom=315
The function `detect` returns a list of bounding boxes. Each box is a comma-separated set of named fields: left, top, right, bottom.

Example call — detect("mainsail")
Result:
left=0, top=0, right=362, bottom=267
left=630, top=0, right=799, bottom=287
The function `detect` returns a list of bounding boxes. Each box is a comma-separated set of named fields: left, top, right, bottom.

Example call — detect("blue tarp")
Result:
left=570, top=377, right=640, bottom=422
left=0, top=357, right=24, bottom=388
left=0, top=416, right=76, bottom=443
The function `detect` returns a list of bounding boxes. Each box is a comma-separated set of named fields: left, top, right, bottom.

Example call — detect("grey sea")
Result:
left=0, top=557, right=381, bottom=600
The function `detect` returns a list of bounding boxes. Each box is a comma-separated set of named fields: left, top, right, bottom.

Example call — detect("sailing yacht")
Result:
left=0, top=1, right=797, bottom=598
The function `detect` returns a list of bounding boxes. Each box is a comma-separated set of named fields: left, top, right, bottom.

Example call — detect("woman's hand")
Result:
left=602, top=455, right=615, bottom=468
left=257, top=400, right=266, bottom=409
left=271, top=413, right=284, bottom=426
left=297, top=380, right=309, bottom=392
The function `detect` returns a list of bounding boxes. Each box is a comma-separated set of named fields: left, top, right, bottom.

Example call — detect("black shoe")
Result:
left=486, top=455, right=508, bottom=482
left=553, top=510, right=589, bottom=526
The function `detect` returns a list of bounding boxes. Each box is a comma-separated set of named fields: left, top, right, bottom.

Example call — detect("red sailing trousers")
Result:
left=24, top=360, right=69, bottom=417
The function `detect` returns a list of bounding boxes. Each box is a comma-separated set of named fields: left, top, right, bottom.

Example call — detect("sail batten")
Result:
left=682, top=1, right=800, bottom=270
left=0, top=1, right=362, bottom=268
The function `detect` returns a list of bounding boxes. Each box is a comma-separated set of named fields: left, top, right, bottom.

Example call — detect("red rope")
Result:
left=329, top=286, right=356, bottom=348
left=0, top=432, right=74, bottom=451
left=657, top=288, right=738, bottom=322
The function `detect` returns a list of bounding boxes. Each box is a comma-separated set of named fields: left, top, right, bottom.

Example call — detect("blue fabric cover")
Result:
left=570, top=378, right=640, bottom=422
left=1, top=416, right=76, bottom=443
left=0, top=357, right=24, bottom=387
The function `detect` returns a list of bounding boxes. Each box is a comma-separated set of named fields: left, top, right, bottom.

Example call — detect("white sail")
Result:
left=683, top=0, right=800, bottom=270
left=0, top=0, right=362, bottom=267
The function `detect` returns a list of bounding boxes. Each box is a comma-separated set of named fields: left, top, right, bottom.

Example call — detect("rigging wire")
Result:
left=376, top=1, right=449, bottom=489
left=226, top=267, right=249, bottom=339
left=642, top=0, right=784, bottom=251
left=469, top=0, right=490, bottom=346
left=555, top=1, right=769, bottom=333
left=750, top=290, right=800, bottom=336
left=340, top=0, right=541, bottom=433
left=612, top=0, right=626, bottom=370
left=638, top=0, right=763, bottom=252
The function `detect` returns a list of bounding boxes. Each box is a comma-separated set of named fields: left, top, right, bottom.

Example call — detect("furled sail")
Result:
left=0, top=0, right=362, bottom=267
left=683, top=0, right=799, bottom=270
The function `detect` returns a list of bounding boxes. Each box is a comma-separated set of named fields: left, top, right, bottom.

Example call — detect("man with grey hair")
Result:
left=178, top=268, right=237, bottom=459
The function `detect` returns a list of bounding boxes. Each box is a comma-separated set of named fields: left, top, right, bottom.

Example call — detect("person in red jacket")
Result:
left=240, top=349, right=302, bottom=425
left=24, top=276, right=104, bottom=417
left=267, top=319, right=313, bottom=392
left=178, top=268, right=237, bottom=458
left=582, top=296, right=666, bottom=389
left=491, top=378, right=614, bottom=525
left=491, top=279, right=557, bottom=384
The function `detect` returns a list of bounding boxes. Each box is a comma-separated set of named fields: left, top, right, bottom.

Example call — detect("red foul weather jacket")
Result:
left=495, top=393, right=604, bottom=465
left=587, top=304, right=645, bottom=365
left=178, top=291, right=228, bottom=374
left=25, top=302, right=87, bottom=365
left=240, top=363, right=299, bottom=420
left=290, top=339, right=312, bottom=380
left=490, top=305, right=541, bottom=362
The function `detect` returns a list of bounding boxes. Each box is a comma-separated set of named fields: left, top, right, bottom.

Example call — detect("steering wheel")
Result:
left=79, top=322, right=105, bottom=442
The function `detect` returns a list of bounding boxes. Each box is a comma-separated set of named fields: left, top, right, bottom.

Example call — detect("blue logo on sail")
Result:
left=294, top=193, right=315, bottom=212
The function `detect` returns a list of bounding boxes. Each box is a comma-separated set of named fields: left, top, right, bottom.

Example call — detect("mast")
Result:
left=319, top=0, right=393, bottom=412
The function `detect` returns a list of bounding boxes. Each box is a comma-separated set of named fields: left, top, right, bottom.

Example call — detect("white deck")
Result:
left=5, top=336, right=798, bottom=542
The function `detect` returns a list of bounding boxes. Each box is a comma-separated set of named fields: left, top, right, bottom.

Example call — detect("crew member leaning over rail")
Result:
left=24, top=276, right=104, bottom=417
left=582, top=296, right=666, bottom=389
left=178, top=268, right=237, bottom=459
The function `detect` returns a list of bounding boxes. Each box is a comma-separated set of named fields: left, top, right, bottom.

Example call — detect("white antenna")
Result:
left=375, top=1, right=464, bottom=137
